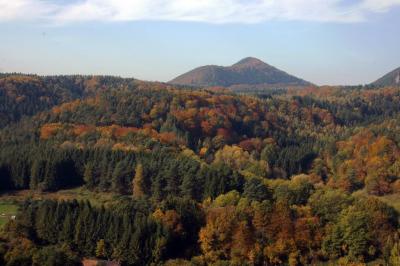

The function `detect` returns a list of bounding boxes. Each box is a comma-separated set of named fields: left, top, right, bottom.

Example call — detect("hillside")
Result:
left=372, top=66, right=400, bottom=87
left=0, top=74, right=137, bottom=127
left=169, top=57, right=311, bottom=88
left=2, top=76, right=400, bottom=265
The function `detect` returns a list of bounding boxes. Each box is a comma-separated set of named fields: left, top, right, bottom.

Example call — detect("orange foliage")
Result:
left=333, top=130, right=400, bottom=194
left=216, top=128, right=232, bottom=141
left=52, top=100, right=82, bottom=115
left=40, top=123, right=63, bottom=139
left=201, top=120, right=214, bottom=136
left=72, top=124, right=96, bottom=136
left=293, top=207, right=322, bottom=253
left=83, top=76, right=100, bottom=90
left=158, top=132, right=178, bottom=144
left=153, top=209, right=184, bottom=235
left=113, top=126, right=139, bottom=138
left=238, top=138, right=263, bottom=152
left=3, top=75, right=42, bottom=85
left=199, top=147, right=208, bottom=157
left=199, top=207, right=238, bottom=262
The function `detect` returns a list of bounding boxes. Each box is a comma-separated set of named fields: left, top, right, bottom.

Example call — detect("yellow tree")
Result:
left=95, top=239, right=106, bottom=258
left=199, top=207, right=237, bottom=262
left=133, top=163, right=145, bottom=198
left=390, top=242, right=400, bottom=265
left=214, top=145, right=250, bottom=171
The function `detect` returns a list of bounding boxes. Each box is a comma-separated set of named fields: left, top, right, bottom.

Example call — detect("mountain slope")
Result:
left=372, top=66, right=400, bottom=87
left=0, top=74, right=136, bottom=127
left=169, top=57, right=311, bottom=87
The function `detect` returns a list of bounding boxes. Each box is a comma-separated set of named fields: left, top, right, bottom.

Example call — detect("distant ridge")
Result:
left=372, top=66, right=400, bottom=87
left=169, top=57, right=312, bottom=88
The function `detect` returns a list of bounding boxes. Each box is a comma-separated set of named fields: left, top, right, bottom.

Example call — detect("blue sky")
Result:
left=0, top=0, right=399, bottom=85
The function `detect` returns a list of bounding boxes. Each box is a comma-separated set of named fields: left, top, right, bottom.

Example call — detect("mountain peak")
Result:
left=169, top=57, right=311, bottom=88
left=233, top=57, right=268, bottom=68
left=372, top=66, right=400, bottom=87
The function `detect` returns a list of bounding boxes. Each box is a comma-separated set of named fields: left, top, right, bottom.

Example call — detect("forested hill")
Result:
left=169, top=57, right=311, bottom=88
left=2, top=75, right=400, bottom=265
left=0, top=74, right=137, bottom=127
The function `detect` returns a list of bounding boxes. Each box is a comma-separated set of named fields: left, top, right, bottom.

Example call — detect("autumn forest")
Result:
left=1, top=73, right=400, bottom=266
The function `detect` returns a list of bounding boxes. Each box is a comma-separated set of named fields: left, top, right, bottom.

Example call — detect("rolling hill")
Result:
left=169, top=57, right=312, bottom=88
left=2, top=73, right=400, bottom=265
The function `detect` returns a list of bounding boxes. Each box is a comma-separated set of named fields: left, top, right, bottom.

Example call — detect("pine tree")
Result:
left=180, top=174, right=196, bottom=199
left=112, top=161, right=125, bottom=193
left=30, top=159, right=45, bottom=190
left=83, top=162, right=95, bottom=189
left=60, top=210, right=74, bottom=244
left=165, top=166, right=179, bottom=196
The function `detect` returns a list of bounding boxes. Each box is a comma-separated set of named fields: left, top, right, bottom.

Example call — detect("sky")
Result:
left=0, top=0, right=400, bottom=85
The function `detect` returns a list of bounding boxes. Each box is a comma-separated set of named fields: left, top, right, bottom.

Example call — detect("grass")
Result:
left=0, top=186, right=130, bottom=208
left=0, top=201, right=19, bottom=229
left=353, top=189, right=400, bottom=214
left=378, top=193, right=400, bottom=213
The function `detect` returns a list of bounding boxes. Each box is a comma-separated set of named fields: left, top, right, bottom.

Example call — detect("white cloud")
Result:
left=0, top=0, right=56, bottom=21
left=0, top=0, right=399, bottom=24
left=362, top=0, right=400, bottom=12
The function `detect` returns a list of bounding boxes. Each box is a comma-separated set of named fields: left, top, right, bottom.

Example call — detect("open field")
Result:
left=0, top=187, right=129, bottom=208
left=378, top=193, right=400, bottom=213
left=0, top=201, right=19, bottom=229
left=0, top=187, right=129, bottom=234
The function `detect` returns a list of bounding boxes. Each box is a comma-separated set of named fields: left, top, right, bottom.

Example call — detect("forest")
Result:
left=1, top=74, right=400, bottom=265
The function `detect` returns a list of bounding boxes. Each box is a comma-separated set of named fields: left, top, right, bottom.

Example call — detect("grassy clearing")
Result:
left=378, top=193, right=400, bottom=213
left=0, top=187, right=129, bottom=233
left=0, top=201, right=19, bottom=229
left=0, top=187, right=129, bottom=208
left=353, top=190, right=400, bottom=214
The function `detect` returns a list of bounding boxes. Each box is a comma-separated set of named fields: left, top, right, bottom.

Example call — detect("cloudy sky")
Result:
left=0, top=0, right=399, bottom=85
